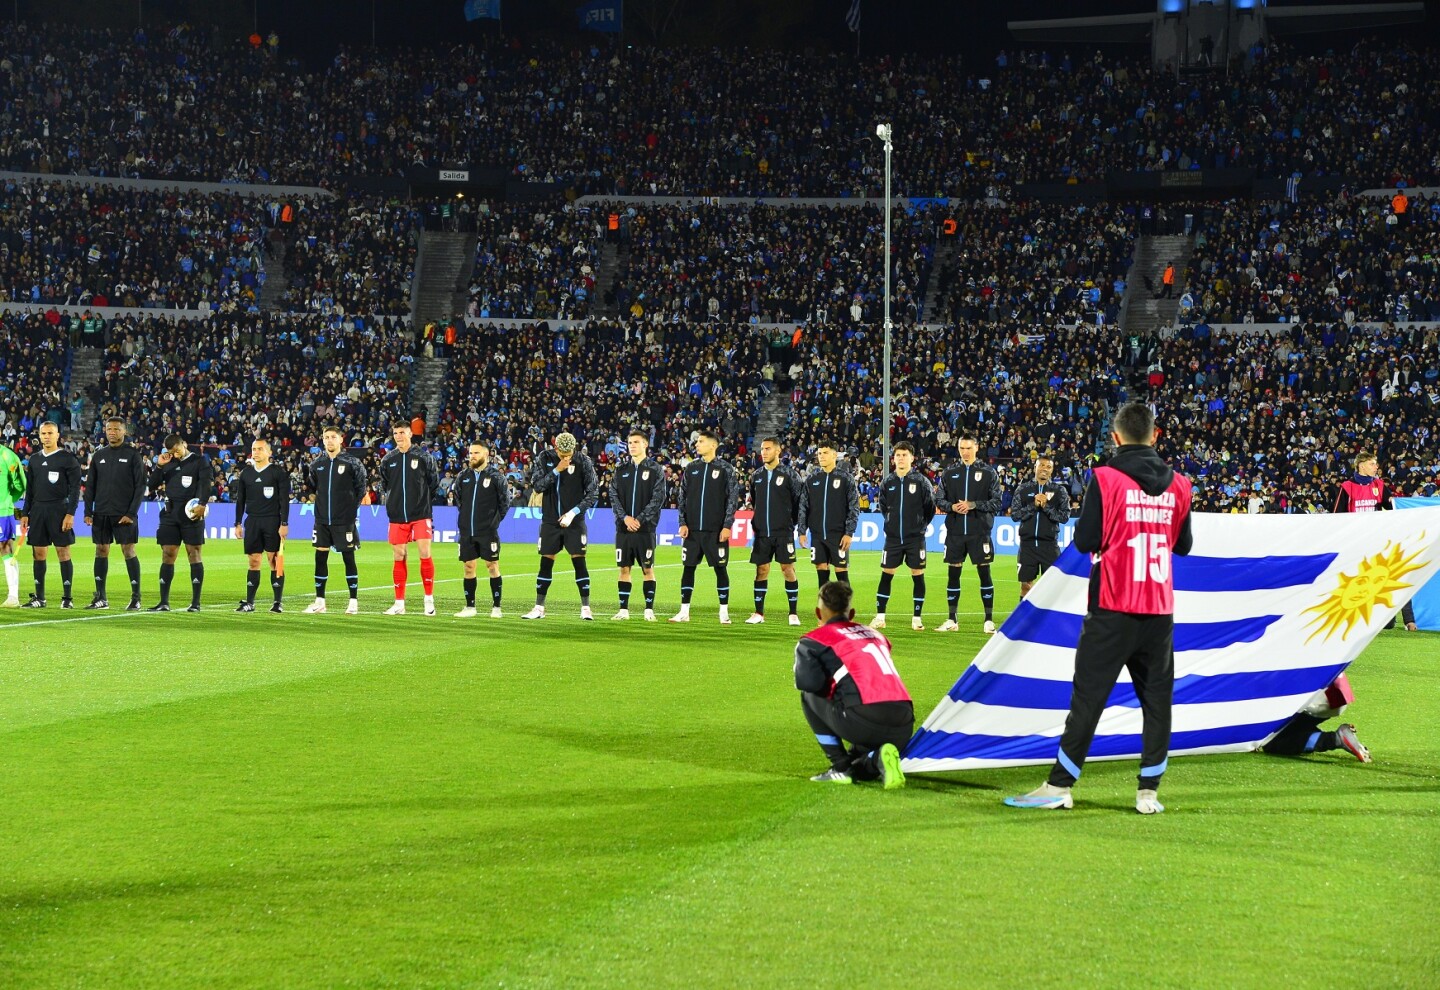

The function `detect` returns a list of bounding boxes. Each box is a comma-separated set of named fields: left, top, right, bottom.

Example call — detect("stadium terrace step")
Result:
left=412, top=231, right=479, bottom=328
left=69, top=346, right=105, bottom=433
left=594, top=241, right=622, bottom=318
left=1122, top=233, right=1194, bottom=336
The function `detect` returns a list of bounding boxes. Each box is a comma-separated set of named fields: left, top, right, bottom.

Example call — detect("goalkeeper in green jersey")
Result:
left=0, top=443, right=25, bottom=606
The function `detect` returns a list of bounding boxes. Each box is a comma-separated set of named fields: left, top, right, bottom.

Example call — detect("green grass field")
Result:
left=0, top=543, right=1435, bottom=989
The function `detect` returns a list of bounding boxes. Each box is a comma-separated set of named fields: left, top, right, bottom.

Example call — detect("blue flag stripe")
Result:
left=903, top=717, right=1295, bottom=763
left=947, top=662, right=1349, bottom=709
left=1004, top=600, right=1281, bottom=652
left=1051, top=548, right=1337, bottom=592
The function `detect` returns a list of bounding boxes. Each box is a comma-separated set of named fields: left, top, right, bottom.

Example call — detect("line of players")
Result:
left=5, top=418, right=1072, bottom=627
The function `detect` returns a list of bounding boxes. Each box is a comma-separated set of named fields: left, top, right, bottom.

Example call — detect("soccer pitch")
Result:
left=0, top=544, right=1435, bottom=989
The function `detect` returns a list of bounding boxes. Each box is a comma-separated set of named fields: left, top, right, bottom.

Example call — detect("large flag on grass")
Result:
left=903, top=509, right=1440, bottom=772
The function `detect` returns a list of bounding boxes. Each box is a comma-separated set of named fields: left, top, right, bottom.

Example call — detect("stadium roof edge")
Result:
left=1006, top=13, right=1154, bottom=45
left=0, top=169, right=334, bottom=200
left=1264, top=3, right=1424, bottom=35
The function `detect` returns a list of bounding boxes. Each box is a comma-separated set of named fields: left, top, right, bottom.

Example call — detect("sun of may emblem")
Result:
left=1303, top=541, right=1428, bottom=643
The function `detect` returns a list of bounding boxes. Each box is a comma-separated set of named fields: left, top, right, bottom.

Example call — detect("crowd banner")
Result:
left=904, top=509, right=1440, bottom=773
left=65, top=505, right=1070, bottom=557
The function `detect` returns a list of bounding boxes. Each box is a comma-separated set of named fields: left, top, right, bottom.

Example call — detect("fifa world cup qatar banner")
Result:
left=66, top=504, right=1069, bottom=556
left=903, top=508, right=1440, bottom=773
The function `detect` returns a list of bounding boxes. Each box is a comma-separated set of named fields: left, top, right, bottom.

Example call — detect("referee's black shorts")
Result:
left=539, top=520, right=587, bottom=556
left=615, top=530, right=656, bottom=568
left=91, top=513, right=139, bottom=546
left=682, top=531, right=729, bottom=568
left=1017, top=541, right=1060, bottom=582
left=313, top=520, right=361, bottom=552
left=156, top=513, right=205, bottom=547
left=26, top=505, right=76, bottom=548
left=459, top=529, right=501, bottom=563
left=944, top=531, right=994, bottom=566
left=750, top=534, right=796, bottom=565
left=242, top=517, right=283, bottom=555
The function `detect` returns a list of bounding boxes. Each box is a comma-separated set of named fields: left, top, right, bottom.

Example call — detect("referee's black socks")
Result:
left=59, top=559, right=73, bottom=602
left=246, top=569, right=261, bottom=604
left=125, top=555, right=141, bottom=602
left=158, top=563, right=174, bottom=606
left=190, top=563, right=204, bottom=608
left=271, top=569, right=283, bottom=604
left=33, top=559, right=45, bottom=601
left=94, top=556, right=108, bottom=600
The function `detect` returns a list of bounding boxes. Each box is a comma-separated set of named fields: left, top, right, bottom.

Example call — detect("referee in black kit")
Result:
left=233, top=439, right=290, bottom=613
left=83, top=416, right=146, bottom=609
left=1009, top=454, right=1071, bottom=599
left=937, top=433, right=1002, bottom=634
left=19, top=422, right=82, bottom=608
left=148, top=434, right=212, bottom=612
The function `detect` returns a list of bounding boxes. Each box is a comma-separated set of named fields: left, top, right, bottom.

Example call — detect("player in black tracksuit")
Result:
left=1008, top=454, right=1071, bottom=599
left=673, top=430, right=740, bottom=623
left=232, top=439, right=291, bottom=613
left=83, top=416, right=146, bottom=608
left=148, top=434, right=212, bottom=611
left=871, top=442, right=937, bottom=628
left=455, top=439, right=511, bottom=615
left=19, top=422, right=81, bottom=607
left=307, top=427, right=368, bottom=612
left=526, top=432, right=600, bottom=618
left=608, top=428, right=667, bottom=618
left=938, top=434, right=1003, bottom=630
left=801, top=441, right=860, bottom=587
left=747, top=437, right=806, bottom=623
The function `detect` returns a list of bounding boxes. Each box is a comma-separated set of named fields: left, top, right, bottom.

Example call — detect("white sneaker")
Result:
left=1003, top=783, right=1074, bottom=810
left=643, top=609, right=657, bottom=622
left=936, top=619, right=959, bottom=632
left=454, top=606, right=477, bottom=618
left=668, top=608, right=690, bottom=623
left=868, top=614, right=887, bottom=629
left=303, top=598, right=327, bottom=614
left=1136, top=789, right=1166, bottom=815
left=788, top=614, right=802, bottom=626
left=911, top=616, right=925, bottom=631
left=612, top=608, right=630, bottom=621
left=983, top=619, right=997, bottom=634
left=345, top=599, right=359, bottom=615
left=490, top=606, right=503, bottom=619
left=580, top=605, right=594, bottom=621
left=718, top=605, right=731, bottom=625
left=745, top=613, right=765, bottom=624
left=521, top=605, right=546, bottom=620
left=383, top=601, right=406, bottom=615
left=424, top=595, right=436, bottom=616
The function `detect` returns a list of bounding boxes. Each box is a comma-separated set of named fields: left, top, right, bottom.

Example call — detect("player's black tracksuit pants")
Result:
left=802, top=693, right=914, bottom=779
left=1048, top=609, right=1174, bottom=791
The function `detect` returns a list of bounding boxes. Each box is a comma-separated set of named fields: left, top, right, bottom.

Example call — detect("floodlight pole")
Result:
left=878, top=122, right=894, bottom=474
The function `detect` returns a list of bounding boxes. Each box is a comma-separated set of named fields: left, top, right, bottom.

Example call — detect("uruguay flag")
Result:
left=903, top=509, right=1440, bottom=772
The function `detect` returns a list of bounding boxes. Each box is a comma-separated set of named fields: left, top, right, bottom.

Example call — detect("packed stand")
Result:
left=278, top=195, right=421, bottom=318
left=0, top=310, right=70, bottom=451
left=466, top=202, right=603, bottom=321
left=3, top=22, right=1438, bottom=194
left=1179, top=191, right=1440, bottom=326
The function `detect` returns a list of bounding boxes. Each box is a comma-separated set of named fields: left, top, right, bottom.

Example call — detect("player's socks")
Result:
left=642, top=579, right=656, bottom=610
left=314, top=551, right=329, bottom=598
left=753, top=578, right=768, bottom=615
left=419, top=556, right=435, bottom=596
left=33, top=559, right=46, bottom=601
left=977, top=564, right=995, bottom=620
left=947, top=565, right=963, bottom=621
left=785, top=579, right=800, bottom=615
left=876, top=572, right=893, bottom=614
left=617, top=580, right=633, bottom=610
left=59, top=559, right=73, bottom=601
left=489, top=576, right=503, bottom=607
left=536, top=556, right=554, bottom=605
left=271, top=569, right=284, bottom=604
left=836, top=570, right=850, bottom=587
left=246, top=569, right=261, bottom=604
left=392, top=560, right=407, bottom=601
left=679, top=566, right=697, bottom=605
left=125, top=555, right=141, bottom=601
left=463, top=577, right=477, bottom=607
left=573, top=557, right=591, bottom=606
left=190, top=563, right=204, bottom=608
left=341, top=550, right=359, bottom=599
left=3, top=553, right=18, bottom=600
left=94, top=556, right=109, bottom=600
left=816, top=567, right=828, bottom=589
left=158, top=562, right=174, bottom=606
left=715, top=566, right=730, bottom=606
left=913, top=574, right=927, bottom=618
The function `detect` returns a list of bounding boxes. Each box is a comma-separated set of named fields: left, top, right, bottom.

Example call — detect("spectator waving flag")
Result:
left=464, top=0, right=501, bottom=22
left=846, top=0, right=862, bottom=33
left=903, top=509, right=1440, bottom=772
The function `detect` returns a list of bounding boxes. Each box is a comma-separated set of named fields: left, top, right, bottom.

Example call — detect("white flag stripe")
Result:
left=949, top=693, right=1318, bottom=739
left=903, top=739, right=1259, bottom=774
